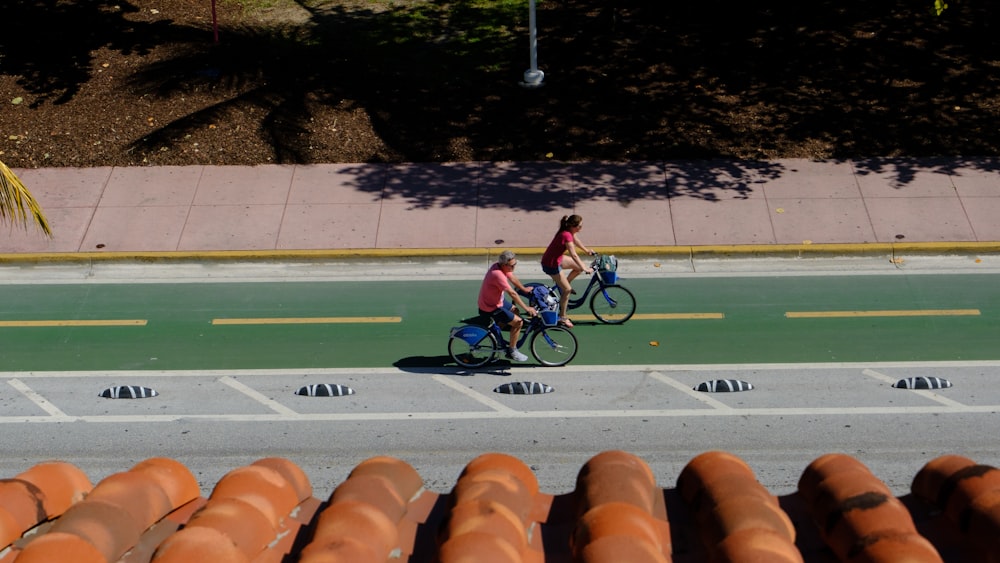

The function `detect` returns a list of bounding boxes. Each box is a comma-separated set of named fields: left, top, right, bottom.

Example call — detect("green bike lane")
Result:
left=1, top=273, right=998, bottom=371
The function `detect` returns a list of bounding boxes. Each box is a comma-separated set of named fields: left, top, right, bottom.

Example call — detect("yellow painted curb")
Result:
left=690, top=243, right=894, bottom=258
left=0, top=242, right=998, bottom=263
left=891, top=241, right=1000, bottom=253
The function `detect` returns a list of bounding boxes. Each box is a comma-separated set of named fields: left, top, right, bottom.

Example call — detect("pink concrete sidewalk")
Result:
left=4, top=158, right=1000, bottom=255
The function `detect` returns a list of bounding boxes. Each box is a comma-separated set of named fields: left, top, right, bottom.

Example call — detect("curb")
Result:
left=1, top=242, right=999, bottom=264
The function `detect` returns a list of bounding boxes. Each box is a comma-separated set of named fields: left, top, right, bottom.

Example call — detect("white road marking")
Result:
left=862, top=368, right=968, bottom=408
left=2, top=259, right=999, bottom=285
left=218, top=376, right=299, bottom=416
left=4, top=360, right=999, bottom=379
left=431, top=375, right=520, bottom=414
left=7, top=379, right=72, bottom=420
left=0, top=404, right=996, bottom=424
left=0, top=361, right=996, bottom=424
left=647, top=371, right=733, bottom=410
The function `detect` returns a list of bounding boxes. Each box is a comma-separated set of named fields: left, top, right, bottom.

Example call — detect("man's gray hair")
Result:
left=498, top=250, right=517, bottom=265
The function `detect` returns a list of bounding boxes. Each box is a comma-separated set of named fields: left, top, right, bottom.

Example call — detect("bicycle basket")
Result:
left=530, top=285, right=560, bottom=326
left=540, top=310, right=560, bottom=326
left=597, top=254, right=618, bottom=284
left=596, top=254, right=618, bottom=272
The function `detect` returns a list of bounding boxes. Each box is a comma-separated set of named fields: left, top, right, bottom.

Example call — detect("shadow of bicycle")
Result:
left=393, top=355, right=556, bottom=376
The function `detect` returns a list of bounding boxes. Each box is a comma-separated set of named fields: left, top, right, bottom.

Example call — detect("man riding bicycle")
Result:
left=478, top=250, right=537, bottom=362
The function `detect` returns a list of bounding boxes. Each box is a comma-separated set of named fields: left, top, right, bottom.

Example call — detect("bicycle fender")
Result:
left=450, top=325, right=489, bottom=345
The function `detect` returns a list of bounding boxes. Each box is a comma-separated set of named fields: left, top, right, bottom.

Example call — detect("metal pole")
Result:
left=522, top=0, right=544, bottom=87
left=212, top=0, right=219, bottom=43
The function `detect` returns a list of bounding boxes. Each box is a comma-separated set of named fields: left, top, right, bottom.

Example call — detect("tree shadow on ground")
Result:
left=3, top=1, right=172, bottom=105
left=118, top=0, right=1000, bottom=163
left=327, top=159, right=788, bottom=211
left=6, top=0, right=1000, bottom=203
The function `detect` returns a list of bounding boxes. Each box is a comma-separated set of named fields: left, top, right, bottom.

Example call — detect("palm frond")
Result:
left=0, top=160, right=52, bottom=237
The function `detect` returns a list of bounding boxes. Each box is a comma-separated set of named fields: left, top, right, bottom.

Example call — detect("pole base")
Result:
left=520, top=69, right=545, bottom=88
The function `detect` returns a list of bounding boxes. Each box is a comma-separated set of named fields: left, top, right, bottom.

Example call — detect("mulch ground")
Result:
left=2, top=0, right=999, bottom=168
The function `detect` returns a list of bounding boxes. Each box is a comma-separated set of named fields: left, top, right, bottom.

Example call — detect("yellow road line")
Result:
left=0, top=320, right=147, bottom=327
left=634, top=312, right=725, bottom=320
left=786, top=309, right=981, bottom=319
left=572, top=313, right=725, bottom=321
left=212, top=316, right=402, bottom=325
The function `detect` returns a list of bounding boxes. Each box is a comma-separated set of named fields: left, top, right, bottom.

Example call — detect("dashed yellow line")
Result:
left=636, top=313, right=725, bottom=320
left=0, top=320, right=148, bottom=327
left=212, top=316, right=402, bottom=325
left=785, top=309, right=981, bottom=319
left=0, top=310, right=976, bottom=328
left=572, top=313, right=724, bottom=322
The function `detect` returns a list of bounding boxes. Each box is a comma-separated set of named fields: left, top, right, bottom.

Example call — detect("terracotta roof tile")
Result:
left=573, top=501, right=667, bottom=559
left=577, top=450, right=659, bottom=515
left=5, top=461, right=92, bottom=524
left=310, top=498, right=401, bottom=560
left=0, top=451, right=998, bottom=562
left=0, top=481, right=46, bottom=546
left=209, top=465, right=302, bottom=527
left=184, top=497, right=278, bottom=558
left=46, top=498, right=144, bottom=562
left=127, top=458, right=200, bottom=510
left=84, top=472, right=174, bottom=532
left=910, top=455, right=1000, bottom=562
left=678, top=451, right=794, bottom=562
left=10, top=531, right=108, bottom=563
left=251, top=458, right=313, bottom=504
left=150, top=526, right=250, bottom=563
left=578, top=533, right=670, bottom=563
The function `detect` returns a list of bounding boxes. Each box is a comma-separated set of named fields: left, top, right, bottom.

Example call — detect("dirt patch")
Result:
left=2, top=0, right=999, bottom=168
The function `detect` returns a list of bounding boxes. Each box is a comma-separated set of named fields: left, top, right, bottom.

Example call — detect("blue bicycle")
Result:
left=532, top=254, right=636, bottom=324
left=448, top=313, right=579, bottom=368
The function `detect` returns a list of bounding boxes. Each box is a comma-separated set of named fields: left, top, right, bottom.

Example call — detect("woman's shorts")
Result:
left=541, top=262, right=561, bottom=276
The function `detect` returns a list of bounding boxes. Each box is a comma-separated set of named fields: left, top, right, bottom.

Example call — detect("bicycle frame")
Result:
left=529, top=258, right=627, bottom=314
left=449, top=308, right=579, bottom=367
left=563, top=271, right=606, bottom=310
left=488, top=315, right=543, bottom=350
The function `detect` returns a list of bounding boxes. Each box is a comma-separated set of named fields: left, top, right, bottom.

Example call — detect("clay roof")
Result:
left=0, top=450, right=995, bottom=562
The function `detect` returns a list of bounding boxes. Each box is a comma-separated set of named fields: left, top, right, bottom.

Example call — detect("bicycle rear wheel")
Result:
left=590, top=284, right=636, bottom=324
left=530, top=326, right=578, bottom=366
left=448, top=327, right=498, bottom=368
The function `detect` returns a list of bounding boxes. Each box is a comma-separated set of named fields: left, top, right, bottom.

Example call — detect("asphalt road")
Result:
left=1, top=262, right=998, bottom=497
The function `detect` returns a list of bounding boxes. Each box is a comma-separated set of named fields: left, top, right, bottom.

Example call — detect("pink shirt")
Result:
left=541, top=230, right=574, bottom=267
left=477, top=263, right=510, bottom=311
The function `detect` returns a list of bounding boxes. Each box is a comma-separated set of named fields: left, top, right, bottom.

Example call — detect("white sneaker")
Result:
left=506, top=348, right=529, bottom=362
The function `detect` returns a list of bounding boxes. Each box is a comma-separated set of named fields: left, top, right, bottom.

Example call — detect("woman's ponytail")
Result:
left=559, top=214, right=582, bottom=232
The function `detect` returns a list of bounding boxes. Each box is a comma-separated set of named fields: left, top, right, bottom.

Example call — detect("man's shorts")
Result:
left=480, top=302, right=515, bottom=326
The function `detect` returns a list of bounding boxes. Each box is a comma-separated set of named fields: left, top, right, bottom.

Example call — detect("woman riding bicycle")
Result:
left=540, top=214, right=595, bottom=329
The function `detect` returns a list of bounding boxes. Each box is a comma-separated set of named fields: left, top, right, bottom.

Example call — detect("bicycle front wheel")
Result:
left=530, top=326, right=578, bottom=367
left=590, top=284, right=636, bottom=324
left=448, top=328, right=498, bottom=368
